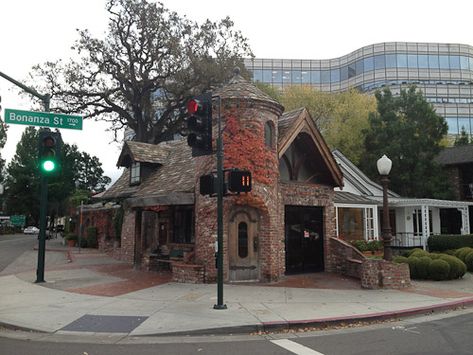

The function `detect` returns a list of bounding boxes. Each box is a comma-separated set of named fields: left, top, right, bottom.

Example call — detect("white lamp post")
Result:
left=377, top=155, right=393, bottom=261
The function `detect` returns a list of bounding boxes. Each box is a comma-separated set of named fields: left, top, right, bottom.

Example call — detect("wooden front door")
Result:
left=229, top=209, right=259, bottom=281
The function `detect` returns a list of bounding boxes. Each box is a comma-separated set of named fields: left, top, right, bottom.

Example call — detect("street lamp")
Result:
left=377, top=154, right=393, bottom=261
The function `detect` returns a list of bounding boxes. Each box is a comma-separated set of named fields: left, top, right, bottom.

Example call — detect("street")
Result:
left=1, top=309, right=473, bottom=354
left=0, top=233, right=36, bottom=273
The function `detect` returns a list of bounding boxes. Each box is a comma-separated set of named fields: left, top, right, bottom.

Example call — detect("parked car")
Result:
left=23, top=226, right=40, bottom=235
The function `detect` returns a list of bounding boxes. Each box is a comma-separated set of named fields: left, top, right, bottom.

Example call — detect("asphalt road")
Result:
left=0, top=233, right=36, bottom=272
left=1, top=309, right=473, bottom=355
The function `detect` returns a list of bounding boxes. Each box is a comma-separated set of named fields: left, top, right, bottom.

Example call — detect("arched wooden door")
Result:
left=229, top=209, right=260, bottom=281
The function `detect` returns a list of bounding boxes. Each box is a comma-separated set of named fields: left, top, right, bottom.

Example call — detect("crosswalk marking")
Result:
left=270, top=339, right=325, bottom=355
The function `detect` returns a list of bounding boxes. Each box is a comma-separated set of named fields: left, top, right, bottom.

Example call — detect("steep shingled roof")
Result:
left=117, top=141, right=170, bottom=167
left=277, top=107, right=305, bottom=146
left=101, top=139, right=195, bottom=202
left=435, top=145, right=473, bottom=166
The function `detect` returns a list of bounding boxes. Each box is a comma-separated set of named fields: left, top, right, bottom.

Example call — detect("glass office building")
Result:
left=244, top=42, right=473, bottom=137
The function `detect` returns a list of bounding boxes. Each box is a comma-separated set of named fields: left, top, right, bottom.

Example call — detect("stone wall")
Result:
left=361, top=259, right=411, bottom=289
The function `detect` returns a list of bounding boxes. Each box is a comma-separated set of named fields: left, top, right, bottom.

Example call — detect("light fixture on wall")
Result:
left=377, top=154, right=393, bottom=261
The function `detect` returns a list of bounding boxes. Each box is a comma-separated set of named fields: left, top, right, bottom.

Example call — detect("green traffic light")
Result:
left=41, top=160, right=56, bottom=172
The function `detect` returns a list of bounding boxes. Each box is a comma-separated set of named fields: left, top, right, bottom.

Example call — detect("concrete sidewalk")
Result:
left=1, top=238, right=473, bottom=337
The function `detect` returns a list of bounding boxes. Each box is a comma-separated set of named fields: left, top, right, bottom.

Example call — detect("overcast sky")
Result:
left=1, top=0, right=473, bottom=184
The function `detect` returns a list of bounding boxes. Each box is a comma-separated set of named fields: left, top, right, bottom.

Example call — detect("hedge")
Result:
left=395, top=251, right=466, bottom=280
left=428, top=234, right=473, bottom=252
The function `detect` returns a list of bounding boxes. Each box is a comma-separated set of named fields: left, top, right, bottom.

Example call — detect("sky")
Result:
left=1, top=0, right=473, bottom=185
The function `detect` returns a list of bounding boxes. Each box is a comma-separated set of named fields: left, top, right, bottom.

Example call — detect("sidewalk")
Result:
left=1, top=238, right=473, bottom=337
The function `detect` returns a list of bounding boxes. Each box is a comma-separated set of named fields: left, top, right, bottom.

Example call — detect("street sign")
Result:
left=4, top=108, right=83, bottom=130
left=10, top=215, right=26, bottom=227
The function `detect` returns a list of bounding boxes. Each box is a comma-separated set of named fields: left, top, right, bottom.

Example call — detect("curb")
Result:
left=137, top=297, right=473, bottom=337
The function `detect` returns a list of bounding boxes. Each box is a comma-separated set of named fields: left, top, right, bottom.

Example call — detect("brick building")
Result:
left=98, top=70, right=358, bottom=283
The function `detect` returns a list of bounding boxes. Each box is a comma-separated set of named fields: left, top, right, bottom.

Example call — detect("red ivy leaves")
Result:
left=223, top=115, right=277, bottom=186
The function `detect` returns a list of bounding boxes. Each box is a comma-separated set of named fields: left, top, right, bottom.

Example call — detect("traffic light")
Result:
left=38, top=130, right=62, bottom=175
left=228, top=170, right=252, bottom=193
left=200, top=174, right=215, bottom=196
left=186, top=93, right=212, bottom=156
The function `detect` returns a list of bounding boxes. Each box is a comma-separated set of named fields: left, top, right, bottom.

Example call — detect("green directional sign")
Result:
left=10, top=215, right=26, bottom=227
left=4, top=108, right=83, bottom=130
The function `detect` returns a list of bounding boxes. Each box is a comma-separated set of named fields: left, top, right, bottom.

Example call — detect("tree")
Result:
left=28, top=0, right=252, bottom=143
left=454, top=126, right=471, bottom=146
left=5, top=127, right=110, bottom=224
left=360, top=86, right=452, bottom=199
left=258, top=84, right=376, bottom=164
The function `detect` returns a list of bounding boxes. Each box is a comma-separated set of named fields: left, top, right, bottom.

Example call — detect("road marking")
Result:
left=270, top=339, right=325, bottom=355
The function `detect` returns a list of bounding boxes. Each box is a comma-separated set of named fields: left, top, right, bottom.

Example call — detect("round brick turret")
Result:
left=193, top=68, right=285, bottom=282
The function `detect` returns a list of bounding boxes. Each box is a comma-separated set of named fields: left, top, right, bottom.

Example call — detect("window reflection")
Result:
left=355, top=60, right=363, bottom=75
left=385, top=54, right=397, bottom=68
left=331, top=68, right=340, bottom=82
left=397, top=54, right=408, bottom=68
left=429, top=55, right=439, bottom=69
left=407, top=54, right=417, bottom=68
left=418, top=55, right=428, bottom=69
left=446, top=117, right=459, bottom=134
left=374, top=55, right=385, bottom=70
left=321, top=70, right=330, bottom=84
left=363, top=57, right=374, bottom=72
left=311, top=70, right=321, bottom=84
left=439, top=55, right=449, bottom=69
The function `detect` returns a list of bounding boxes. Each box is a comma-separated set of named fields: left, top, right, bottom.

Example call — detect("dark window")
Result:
left=397, top=54, right=408, bottom=68
left=407, top=54, right=417, bottom=68
left=450, top=55, right=460, bottom=69
left=460, top=56, right=469, bottom=70
left=172, top=206, right=194, bottom=244
left=363, top=56, right=374, bottom=72
left=429, top=55, right=439, bottom=69
left=273, top=70, right=282, bottom=83
left=301, top=70, right=310, bottom=83
left=340, top=66, right=348, bottom=81
left=385, top=54, right=397, bottom=68
left=374, top=55, right=385, bottom=70
left=262, top=69, right=272, bottom=82
left=321, top=70, right=330, bottom=84
left=252, top=69, right=262, bottom=82
left=238, top=222, right=248, bottom=258
left=291, top=70, right=302, bottom=83
left=418, top=55, right=429, bottom=69
left=264, top=121, right=274, bottom=148
left=311, top=70, right=321, bottom=84
left=348, top=63, right=356, bottom=78
left=355, top=59, right=363, bottom=75
left=439, top=55, right=450, bottom=69
left=130, top=162, right=140, bottom=185
left=330, top=68, right=340, bottom=82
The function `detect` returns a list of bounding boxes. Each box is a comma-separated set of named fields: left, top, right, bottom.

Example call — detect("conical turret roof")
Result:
left=214, top=67, right=284, bottom=114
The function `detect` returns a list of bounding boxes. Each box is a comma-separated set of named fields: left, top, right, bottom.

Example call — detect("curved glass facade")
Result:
left=244, top=42, right=473, bottom=137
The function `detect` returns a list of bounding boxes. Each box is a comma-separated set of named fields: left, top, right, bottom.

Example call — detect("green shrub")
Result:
left=428, top=234, right=473, bottom=252
left=439, top=255, right=466, bottom=279
left=417, top=256, right=432, bottom=279
left=429, top=259, right=451, bottom=281
left=443, top=249, right=456, bottom=256
left=393, top=256, right=408, bottom=264
left=455, top=247, right=473, bottom=262
left=464, top=252, right=473, bottom=272
left=409, top=249, right=429, bottom=258
left=407, top=256, right=421, bottom=279
left=351, top=240, right=368, bottom=252
left=429, top=253, right=442, bottom=260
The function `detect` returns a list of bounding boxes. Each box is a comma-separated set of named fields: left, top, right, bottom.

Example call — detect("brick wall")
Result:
left=119, top=210, right=136, bottom=263
left=279, top=182, right=337, bottom=273
left=361, top=259, right=411, bottom=289
left=172, top=262, right=205, bottom=283
left=328, top=237, right=366, bottom=278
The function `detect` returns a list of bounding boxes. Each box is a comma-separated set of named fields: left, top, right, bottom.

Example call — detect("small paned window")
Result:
left=321, top=70, right=330, bottom=84
left=172, top=206, right=194, bottom=244
left=130, top=162, right=141, bottom=185
left=374, top=55, right=385, bottom=70
left=385, top=54, right=397, bottom=68
left=407, top=54, right=417, bottom=68
left=264, top=121, right=274, bottom=148
left=238, top=222, right=248, bottom=258
left=439, top=55, right=450, bottom=69
left=311, top=70, right=321, bottom=84
left=355, top=59, right=364, bottom=75
left=397, top=54, right=408, bottom=68
left=330, top=68, right=340, bottom=82
left=418, top=55, right=429, bottom=69
left=450, top=55, right=460, bottom=69
left=460, top=56, right=469, bottom=70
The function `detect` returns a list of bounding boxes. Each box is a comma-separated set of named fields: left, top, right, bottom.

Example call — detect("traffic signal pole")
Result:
left=36, top=95, right=50, bottom=283
left=0, top=71, right=51, bottom=283
left=214, top=95, right=226, bottom=310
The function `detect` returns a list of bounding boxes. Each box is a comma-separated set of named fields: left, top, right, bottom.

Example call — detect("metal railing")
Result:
left=391, top=232, right=424, bottom=248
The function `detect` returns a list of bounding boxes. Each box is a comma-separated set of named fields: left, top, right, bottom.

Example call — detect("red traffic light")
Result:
left=187, top=99, right=201, bottom=115
left=228, top=170, right=252, bottom=193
